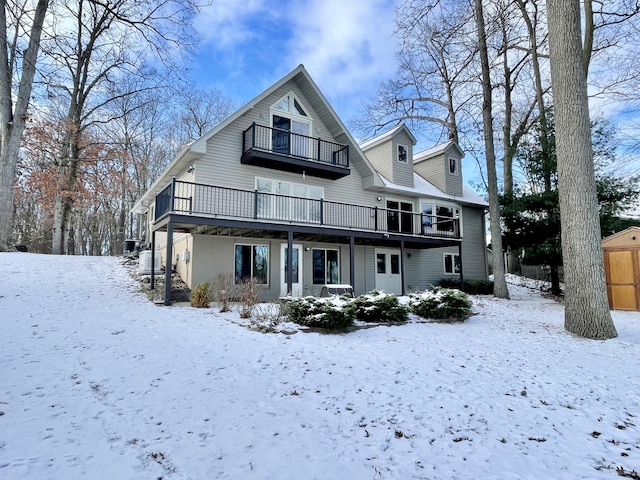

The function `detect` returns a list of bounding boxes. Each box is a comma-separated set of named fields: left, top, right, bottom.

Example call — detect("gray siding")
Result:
left=404, top=206, right=487, bottom=291
left=459, top=206, right=487, bottom=279
left=190, top=234, right=372, bottom=300
left=191, top=79, right=378, bottom=209
left=362, top=141, right=392, bottom=182
left=415, top=156, right=446, bottom=192
left=444, top=151, right=463, bottom=196
left=391, top=130, right=414, bottom=188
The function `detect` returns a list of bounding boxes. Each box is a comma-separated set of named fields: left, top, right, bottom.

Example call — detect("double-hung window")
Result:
left=397, top=145, right=408, bottom=163
left=443, top=253, right=461, bottom=274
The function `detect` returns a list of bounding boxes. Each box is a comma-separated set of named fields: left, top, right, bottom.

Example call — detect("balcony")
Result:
left=155, top=180, right=460, bottom=240
left=241, top=123, right=350, bottom=179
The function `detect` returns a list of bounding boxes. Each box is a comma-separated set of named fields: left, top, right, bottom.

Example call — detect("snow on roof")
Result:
left=414, top=140, right=463, bottom=162
left=359, top=124, right=417, bottom=150
left=378, top=171, right=488, bottom=207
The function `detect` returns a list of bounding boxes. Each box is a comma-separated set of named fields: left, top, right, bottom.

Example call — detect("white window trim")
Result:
left=255, top=177, right=324, bottom=223
left=397, top=144, right=408, bottom=163
left=270, top=91, right=313, bottom=124
left=421, top=200, right=463, bottom=236
left=386, top=198, right=415, bottom=233
left=448, top=157, right=459, bottom=176
left=311, top=248, right=340, bottom=285
left=234, top=243, right=270, bottom=286
left=443, top=252, right=461, bottom=275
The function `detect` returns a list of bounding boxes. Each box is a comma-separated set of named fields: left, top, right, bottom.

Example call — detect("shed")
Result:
left=602, top=226, right=640, bottom=311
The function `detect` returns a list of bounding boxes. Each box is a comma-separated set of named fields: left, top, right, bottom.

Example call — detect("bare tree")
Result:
left=546, top=0, right=617, bottom=339
left=172, top=84, right=237, bottom=144
left=0, top=0, right=49, bottom=251
left=42, top=0, right=204, bottom=254
left=353, top=0, right=478, bottom=145
left=475, top=0, right=510, bottom=299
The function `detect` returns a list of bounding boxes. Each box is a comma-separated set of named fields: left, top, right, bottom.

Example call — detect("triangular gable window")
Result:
left=271, top=91, right=309, bottom=118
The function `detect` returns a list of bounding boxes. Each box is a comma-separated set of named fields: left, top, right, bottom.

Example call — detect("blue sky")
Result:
left=190, top=0, right=399, bottom=131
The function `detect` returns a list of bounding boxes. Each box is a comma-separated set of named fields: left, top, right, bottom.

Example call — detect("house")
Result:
left=131, top=65, right=489, bottom=305
left=602, top=226, right=640, bottom=311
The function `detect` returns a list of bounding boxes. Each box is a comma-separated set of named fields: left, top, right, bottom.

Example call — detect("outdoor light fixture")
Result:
left=376, top=196, right=383, bottom=202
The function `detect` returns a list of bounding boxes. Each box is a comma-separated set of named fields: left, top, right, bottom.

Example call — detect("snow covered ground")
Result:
left=1, top=253, right=639, bottom=480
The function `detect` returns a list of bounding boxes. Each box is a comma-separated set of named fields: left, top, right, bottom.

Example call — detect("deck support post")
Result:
left=164, top=219, right=174, bottom=305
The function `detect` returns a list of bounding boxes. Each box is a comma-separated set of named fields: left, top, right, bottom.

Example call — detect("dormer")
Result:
left=360, top=124, right=417, bottom=188
left=413, top=141, right=464, bottom=197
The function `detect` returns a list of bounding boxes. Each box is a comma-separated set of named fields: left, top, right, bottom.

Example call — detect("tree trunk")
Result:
left=546, top=0, right=616, bottom=339
left=0, top=0, right=49, bottom=251
left=474, top=0, right=509, bottom=299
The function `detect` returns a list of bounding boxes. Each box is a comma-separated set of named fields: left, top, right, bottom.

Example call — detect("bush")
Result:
left=190, top=281, right=212, bottom=308
left=436, top=278, right=494, bottom=295
left=285, top=296, right=354, bottom=332
left=345, top=290, right=408, bottom=324
left=238, top=277, right=262, bottom=318
left=213, top=273, right=235, bottom=312
left=409, top=287, right=472, bottom=321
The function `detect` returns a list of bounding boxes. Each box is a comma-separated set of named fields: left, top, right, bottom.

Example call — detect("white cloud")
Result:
left=284, top=0, right=398, bottom=99
left=193, top=0, right=269, bottom=47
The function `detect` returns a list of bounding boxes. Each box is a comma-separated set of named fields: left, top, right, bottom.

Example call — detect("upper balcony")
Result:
left=241, top=123, right=350, bottom=180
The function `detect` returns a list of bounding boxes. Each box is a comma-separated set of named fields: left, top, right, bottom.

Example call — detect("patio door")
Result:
left=272, top=115, right=310, bottom=158
left=375, top=248, right=402, bottom=294
left=281, top=243, right=303, bottom=296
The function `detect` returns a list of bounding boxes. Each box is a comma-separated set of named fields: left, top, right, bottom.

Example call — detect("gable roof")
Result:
left=414, top=140, right=464, bottom=163
left=359, top=124, right=417, bottom=151
left=132, top=64, right=382, bottom=214
left=602, top=226, right=640, bottom=246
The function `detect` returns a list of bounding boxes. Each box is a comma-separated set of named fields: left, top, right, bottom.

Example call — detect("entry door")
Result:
left=375, top=248, right=402, bottom=294
left=281, top=243, right=303, bottom=296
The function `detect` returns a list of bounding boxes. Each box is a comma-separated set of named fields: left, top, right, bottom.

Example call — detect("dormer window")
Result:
left=449, top=157, right=458, bottom=175
left=398, top=145, right=408, bottom=163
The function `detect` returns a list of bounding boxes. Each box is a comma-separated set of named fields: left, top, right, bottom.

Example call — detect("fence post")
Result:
left=320, top=198, right=324, bottom=225
left=170, top=177, right=176, bottom=214
left=254, top=190, right=259, bottom=219
left=374, top=206, right=378, bottom=231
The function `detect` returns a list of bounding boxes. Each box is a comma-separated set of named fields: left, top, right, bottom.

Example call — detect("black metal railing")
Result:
left=155, top=179, right=459, bottom=239
left=242, top=123, right=349, bottom=168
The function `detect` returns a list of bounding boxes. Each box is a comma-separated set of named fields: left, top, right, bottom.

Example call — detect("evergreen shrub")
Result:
left=409, top=287, right=472, bottom=321
left=285, top=296, right=354, bottom=332
left=345, top=290, right=408, bottom=324
left=436, top=278, right=494, bottom=295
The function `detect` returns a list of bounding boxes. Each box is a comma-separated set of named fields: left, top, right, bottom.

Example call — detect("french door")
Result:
left=374, top=248, right=402, bottom=294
